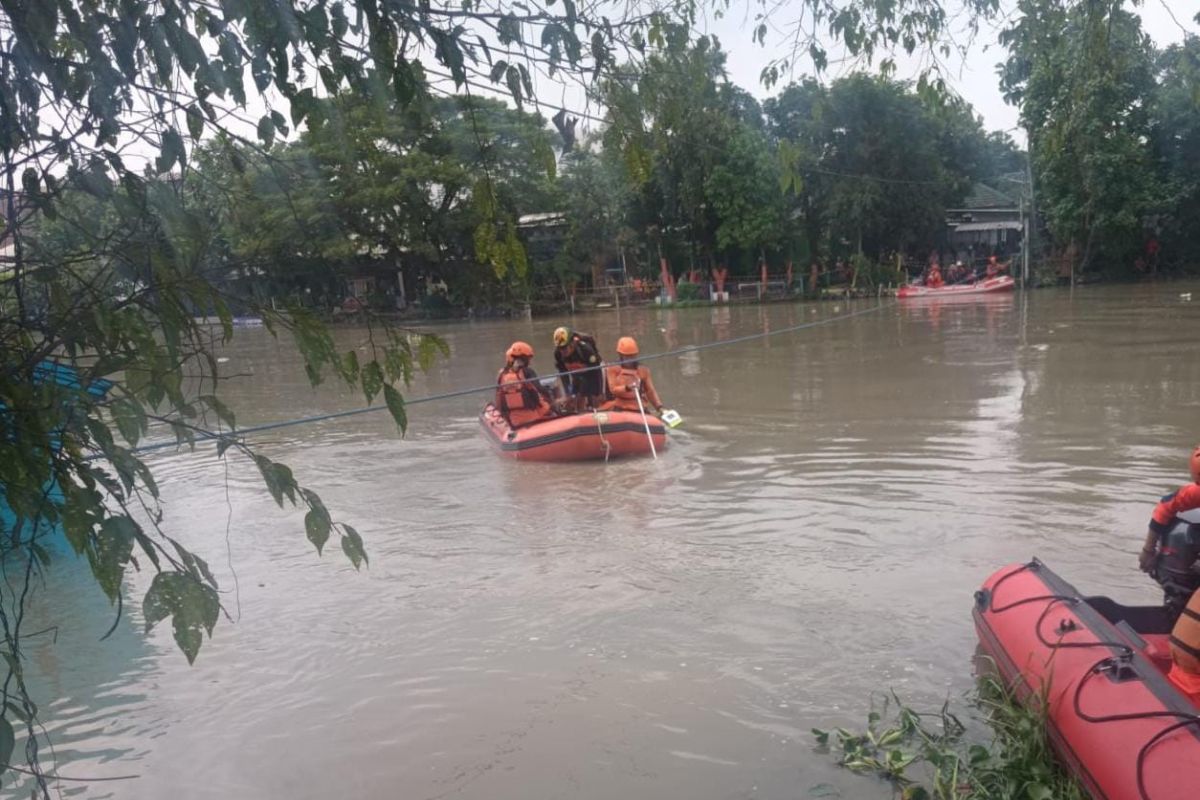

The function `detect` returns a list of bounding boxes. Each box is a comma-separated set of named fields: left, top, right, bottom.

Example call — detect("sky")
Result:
left=424, top=1, right=1194, bottom=147
left=694, top=0, right=1194, bottom=140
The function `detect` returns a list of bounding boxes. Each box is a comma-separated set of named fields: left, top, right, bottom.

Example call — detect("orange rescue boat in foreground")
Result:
left=974, top=559, right=1200, bottom=800
left=479, top=404, right=667, bottom=461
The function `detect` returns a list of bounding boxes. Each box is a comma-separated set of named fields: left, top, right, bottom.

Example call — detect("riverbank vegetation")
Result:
left=814, top=678, right=1085, bottom=800
left=23, top=6, right=1200, bottom=318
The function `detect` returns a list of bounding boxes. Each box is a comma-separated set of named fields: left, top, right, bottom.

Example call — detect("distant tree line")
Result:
left=28, top=12, right=1198, bottom=312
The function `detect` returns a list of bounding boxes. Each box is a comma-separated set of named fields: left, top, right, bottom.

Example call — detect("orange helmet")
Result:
left=1191, top=445, right=1200, bottom=483
left=616, top=336, right=639, bottom=357
left=506, top=341, right=534, bottom=360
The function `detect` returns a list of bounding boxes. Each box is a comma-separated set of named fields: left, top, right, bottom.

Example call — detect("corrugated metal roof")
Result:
left=961, top=183, right=1017, bottom=209
left=952, top=221, right=1023, bottom=232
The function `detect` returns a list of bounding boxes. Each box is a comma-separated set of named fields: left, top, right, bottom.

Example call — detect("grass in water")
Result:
left=812, top=675, right=1086, bottom=800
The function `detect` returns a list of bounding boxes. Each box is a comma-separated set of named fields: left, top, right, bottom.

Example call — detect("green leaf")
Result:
left=489, top=59, right=508, bottom=83
left=185, top=105, right=205, bottom=140
left=505, top=65, right=523, bottom=108
left=156, top=127, right=185, bottom=174
left=4, top=700, right=33, bottom=724
left=142, top=571, right=220, bottom=664
left=517, top=63, right=534, bottom=99
left=21, top=166, right=39, bottom=195
left=361, top=361, right=384, bottom=404
left=133, top=532, right=162, bottom=571
left=0, top=717, right=13, bottom=775
left=341, top=524, right=367, bottom=569
left=30, top=542, right=51, bottom=567
left=200, top=394, right=237, bottom=430
left=88, top=516, right=139, bottom=602
left=383, top=383, right=407, bottom=434
left=257, top=114, right=275, bottom=146
left=305, top=508, right=331, bottom=554
left=112, top=398, right=147, bottom=446
left=270, top=109, right=289, bottom=137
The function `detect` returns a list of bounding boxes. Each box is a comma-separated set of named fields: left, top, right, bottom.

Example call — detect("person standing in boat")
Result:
left=985, top=255, right=1009, bottom=279
left=602, top=337, right=665, bottom=415
left=495, top=341, right=557, bottom=428
left=925, top=263, right=945, bottom=288
left=552, top=327, right=602, bottom=412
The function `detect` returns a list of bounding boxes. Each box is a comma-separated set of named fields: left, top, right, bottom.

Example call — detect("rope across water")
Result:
left=130, top=300, right=892, bottom=455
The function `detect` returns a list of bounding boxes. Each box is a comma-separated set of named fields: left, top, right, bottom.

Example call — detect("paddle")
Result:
left=632, top=379, right=658, bottom=460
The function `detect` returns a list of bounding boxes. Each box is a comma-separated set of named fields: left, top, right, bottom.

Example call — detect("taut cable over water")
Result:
left=127, top=301, right=891, bottom=456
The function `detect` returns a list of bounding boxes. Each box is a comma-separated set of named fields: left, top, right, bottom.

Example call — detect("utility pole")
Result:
left=1025, top=130, right=1037, bottom=286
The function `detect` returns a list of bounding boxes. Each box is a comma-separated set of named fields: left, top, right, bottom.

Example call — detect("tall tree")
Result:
left=1149, top=37, right=1200, bottom=268
left=770, top=74, right=979, bottom=261
left=1001, top=0, right=1158, bottom=274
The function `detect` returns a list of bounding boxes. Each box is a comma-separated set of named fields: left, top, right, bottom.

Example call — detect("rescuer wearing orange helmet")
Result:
left=601, top=336, right=664, bottom=415
left=553, top=326, right=602, bottom=412
left=1139, top=446, right=1200, bottom=702
left=495, top=341, right=557, bottom=428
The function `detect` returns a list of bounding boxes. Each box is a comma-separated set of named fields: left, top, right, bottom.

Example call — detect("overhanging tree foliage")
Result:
left=0, top=1, right=663, bottom=791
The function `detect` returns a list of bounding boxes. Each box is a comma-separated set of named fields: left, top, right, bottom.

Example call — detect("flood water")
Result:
left=18, top=283, right=1200, bottom=799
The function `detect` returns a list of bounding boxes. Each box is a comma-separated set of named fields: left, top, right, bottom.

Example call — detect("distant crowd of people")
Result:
left=494, top=327, right=666, bottom=428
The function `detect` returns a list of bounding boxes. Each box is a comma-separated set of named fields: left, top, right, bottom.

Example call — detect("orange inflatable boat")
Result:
left=479, top=404, right=667, bottom=461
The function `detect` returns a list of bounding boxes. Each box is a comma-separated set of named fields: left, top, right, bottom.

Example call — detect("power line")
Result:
left=128, top=300, right=890, bottom=455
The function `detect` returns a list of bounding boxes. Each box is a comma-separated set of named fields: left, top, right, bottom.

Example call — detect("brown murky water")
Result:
left=19, top=283, right=1200, bottom=799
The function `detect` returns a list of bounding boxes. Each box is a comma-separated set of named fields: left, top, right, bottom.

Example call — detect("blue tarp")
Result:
left=1, top=360, right=114, bottom=551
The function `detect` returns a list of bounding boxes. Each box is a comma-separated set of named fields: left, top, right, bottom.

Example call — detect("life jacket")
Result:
left=496, top=364, right=550, bottom=426
left=1169, top=588, right=1200, bottom=674
left=603, top=365, right=660, bottom=412
left=608, top=366, right=640, bottom=402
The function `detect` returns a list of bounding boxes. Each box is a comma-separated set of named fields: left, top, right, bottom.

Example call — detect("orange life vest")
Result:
left=602, top=365, right=661, bottom=412
left=496, top=365, right=550, bottom=427
left=1169, top=589, right=1200, bottom=674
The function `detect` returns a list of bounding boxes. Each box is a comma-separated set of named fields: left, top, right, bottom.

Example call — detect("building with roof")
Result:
left=945, top=181, right=1029, bottom=265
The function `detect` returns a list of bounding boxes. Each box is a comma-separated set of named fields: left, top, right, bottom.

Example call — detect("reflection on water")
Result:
left=15, top=283, right=1200, bottom=799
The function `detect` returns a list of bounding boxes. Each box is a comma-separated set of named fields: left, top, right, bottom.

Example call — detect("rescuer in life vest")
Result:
left=925, top=263, right=945, bottom=288
left=495, top=341, right=557, bottom=428
left=552, top=326, right=602, bottom=412
left=1138, top=445, right=1200, bottom=702
left=601, top=337, right=665, bottom=415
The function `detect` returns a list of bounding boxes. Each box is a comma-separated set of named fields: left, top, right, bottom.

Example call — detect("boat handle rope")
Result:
left=1072, top=656, right=1200, bottom=800
left=124, top=302, right=893, bottom=456
left=982, top=561, right=1079, bottom=614
left=1032, top=598, right=1134, bottom=657
left=982, top=559, right=1198, bottom=800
